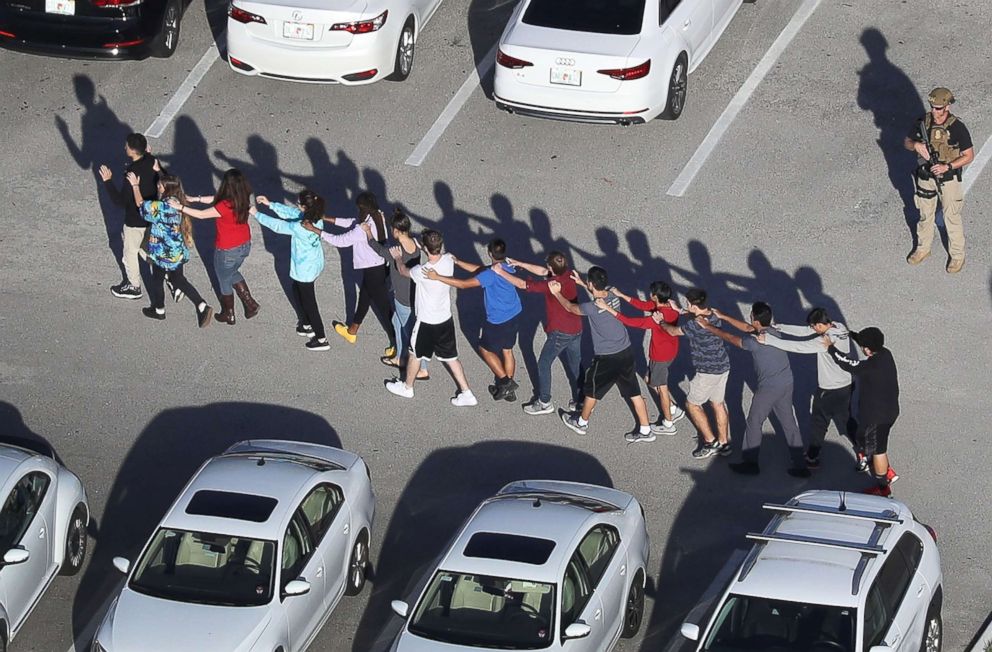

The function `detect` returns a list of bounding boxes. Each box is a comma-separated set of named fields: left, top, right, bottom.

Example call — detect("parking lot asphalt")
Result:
left=1, top=0, right=991, bottom=649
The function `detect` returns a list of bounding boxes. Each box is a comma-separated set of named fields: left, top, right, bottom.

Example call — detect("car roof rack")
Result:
left=737, top=498, right=902, bottom=595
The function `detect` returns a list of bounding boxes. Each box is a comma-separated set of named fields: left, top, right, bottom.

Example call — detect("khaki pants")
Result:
left=914, top=175, right=965, bottom=259
left=122, top=225, right=147, bottom=287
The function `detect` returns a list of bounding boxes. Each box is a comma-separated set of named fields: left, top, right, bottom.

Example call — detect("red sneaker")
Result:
left=863, top=485, right=892, bottom=497
left=885, top=466, right=899, bottom=485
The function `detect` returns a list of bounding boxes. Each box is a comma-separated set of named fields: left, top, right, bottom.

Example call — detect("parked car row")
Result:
left=0, top=438, right=942, bottom=652
left=0, top=0, right=751, bottom=123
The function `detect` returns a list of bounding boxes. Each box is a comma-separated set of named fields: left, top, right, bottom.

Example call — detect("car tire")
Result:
left=659, top=53, right=688, bottom=120
left=153, top=0, right=182, bottom=58
left=345, top=530, right=370, bottom=596
left=389, top=19, right=415, bottom=82
left=920, top=604, right=941, bottom=652
left=621, top=571, right=645, bottom=638
left=60, top=503, right=88, bottom=576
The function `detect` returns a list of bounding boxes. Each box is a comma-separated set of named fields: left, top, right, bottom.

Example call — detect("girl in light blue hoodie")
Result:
left=254, top=190, right=329, bottom=351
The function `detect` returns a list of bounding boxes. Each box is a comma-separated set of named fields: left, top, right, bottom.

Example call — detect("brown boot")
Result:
left=215, top=294, right=236, bottom=325
left=906, top=248, right=930, bottom=265
left=233, top=280, right=260, bottom=319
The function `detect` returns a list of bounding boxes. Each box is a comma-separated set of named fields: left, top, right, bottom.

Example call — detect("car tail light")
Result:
left=923, top=524, right=937, bottom=541
left=0, top=29, right=15, bottom=38
left=228, top=5, right=266, bottom=24
left=330, top=10, right=387, bottom=34
left=92, top=0, right=142, bottom=7
left=597, top=59, right=651, bottom=81
left=102, top=38, right=145, bottom=48
left=496, top=48, right=532, bottom=69
left=342, top=68, right=378, bottom=81
left=229, top=56, right=254, bottom=71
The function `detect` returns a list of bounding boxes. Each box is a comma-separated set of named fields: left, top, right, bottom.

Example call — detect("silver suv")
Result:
left=681, top=490, right=942, bottom=652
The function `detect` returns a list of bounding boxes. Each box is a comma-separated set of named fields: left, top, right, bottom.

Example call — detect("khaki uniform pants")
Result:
left=914, top=176, right=965, bottom=259
left=122, top=225, right=148, bottom=287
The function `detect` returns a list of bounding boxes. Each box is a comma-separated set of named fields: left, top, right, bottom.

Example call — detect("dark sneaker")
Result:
left=885, top=466, right=899, bottom=485
left=855, top=453, right=869, bottom=473
left=787, top=467, right=812, bottom=478
left=141, top=307, right=166, bottom=320
left=729, top=461, right=760, bottom=475
left=197, top=304, right=214, bottom=328
left=166, top=279, right=184, bottom=303
left=560, top=412, right=588, bottom=435
left=492, top=378, right=519, bottom=401
left=717, top=442, right=733, bottom=457
left=863, top=484, right=892, bottom=497
left=804, top=453, right=821, bottom=469
left=112, top=283, right=142, bottom=299
left=523, top=400, right=555, bottom=415
left=692, top=441, right=721, bottom=459
left=296, top=324, right=314, bottom=337
left=306, top=337, right=330, bottom=352
left=624, top=430, right=657, bottom=444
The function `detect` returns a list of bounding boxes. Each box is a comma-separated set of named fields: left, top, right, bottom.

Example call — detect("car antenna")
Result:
left=838, top=491, right=847, bottom=512
left=532, top=498, right=542, bottom=508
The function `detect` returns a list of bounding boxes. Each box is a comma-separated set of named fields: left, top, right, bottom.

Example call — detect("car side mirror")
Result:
left=284, top=579, right=311, bottom=597
left=2, top=548, right=30, bottom=565
left=112, top=556, right=131, bottom=574
left=563, top=623, right=592, bottom=640
left=391, top=600, right=410, bottom=619
left=680, top=622, right=700, bottom=641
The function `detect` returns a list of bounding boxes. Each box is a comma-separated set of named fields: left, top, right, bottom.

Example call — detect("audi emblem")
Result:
left=292, top=10, right=302, bottom=20
left=555, top=57, right=575, bottom=66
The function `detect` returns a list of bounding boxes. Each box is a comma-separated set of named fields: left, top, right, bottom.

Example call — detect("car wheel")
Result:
left=920, top=606, right=941, bottom=652
left=621, top=571, right=645, bottom=638
left=153, top=0, right=182, bottom=58
left=60, top=504, right=88, bottom=576
left=389, top=19, right=415, bottom=82
left=345, top=531, right=370, bottom=596
left=659, top=53, right=688, bottom=120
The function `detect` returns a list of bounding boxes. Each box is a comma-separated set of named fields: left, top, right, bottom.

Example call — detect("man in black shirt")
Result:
left=904, top=87, right=975, bottom=274
left=98, top=133, right=160, bottom=299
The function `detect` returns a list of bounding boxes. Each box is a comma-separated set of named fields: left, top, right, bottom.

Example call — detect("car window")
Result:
left=298, top=484, right=343, bottom=545
left=522, top=0, right=646, bottom=36
left=561, top=555, right=592, bottom=631
left=282, top=512, right=314, bottom=591
left=0, top=472, right=51, bottom=552
left=862, top=584, right=887, bottom=649
left=873, top=544, right=913, bottom=619
left=703, top=594, right=855, bottom=651
left=659, top=0, right=681, bottom=24
left=576, top=525, right=620, bottom=589
left=894, top=532, right=923, bottom=575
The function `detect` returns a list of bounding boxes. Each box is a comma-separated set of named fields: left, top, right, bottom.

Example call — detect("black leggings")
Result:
left=354, top=264, right=394, bottom=344
left=293, top=280, right=325, bottom=339
left=150, top=263, right=205, bottom=310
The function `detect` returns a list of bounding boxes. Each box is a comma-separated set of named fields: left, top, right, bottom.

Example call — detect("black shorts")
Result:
left=584, top=349, right=639, bottom=400
left=411, top=318, right=458, bottom=361
left=858, top=422, right=893, bottom=456
left=480, top=317, right=519, bottom=352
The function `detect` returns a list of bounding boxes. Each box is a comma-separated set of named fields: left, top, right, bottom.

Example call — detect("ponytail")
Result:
left=298, top=190, right=325, bottom=224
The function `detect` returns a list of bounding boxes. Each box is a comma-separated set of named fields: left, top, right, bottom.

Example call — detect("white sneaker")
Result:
left=650, top=421, right=677, bottom=436
left=451, top=390, right=478, bottom=407
left=669, top=405, right=686, bottom=423
left=385, top=380, right=414, bottom=398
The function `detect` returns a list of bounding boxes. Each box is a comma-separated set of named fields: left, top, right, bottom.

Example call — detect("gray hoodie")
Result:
left=761, top=322, right=853, bottom=390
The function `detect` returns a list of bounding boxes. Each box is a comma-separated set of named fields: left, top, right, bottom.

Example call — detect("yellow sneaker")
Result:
left=906, top=249, right=930, bottom=265
left=383, top=345, right=396, bottom=358
left=946, top=257, right=964, bottom=274
left=334, top=322, right=357, bottom=343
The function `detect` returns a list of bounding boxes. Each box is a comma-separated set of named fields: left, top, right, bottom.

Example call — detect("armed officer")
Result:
left=904, top=87, right=975, bottom=274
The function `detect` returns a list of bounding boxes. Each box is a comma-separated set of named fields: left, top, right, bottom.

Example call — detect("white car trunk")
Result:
left=501, top=23, right=641, bottom=94
left=234, top=0, right=369, bottom=49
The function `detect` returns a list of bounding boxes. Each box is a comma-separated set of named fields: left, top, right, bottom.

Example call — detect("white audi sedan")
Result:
left=494, top=0, right=747, bottom=124
left=389, top=480, right=650, bottom=651
left=92, top=440, right=375, bottom=652
left=0, top=440, right=89, bottom=648
left=226, top=0, right=445, bottom=83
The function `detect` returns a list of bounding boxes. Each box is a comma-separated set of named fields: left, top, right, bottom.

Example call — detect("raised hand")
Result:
left=548, top=280, right=562, bottom=294
left=388, top=245, right=402, bottom=260
left=594, top=297, right=609, bottom=311
left=756, top=332, right=766, bottom=344
left=256, top=195, right=270, bottom=206
left=360, top=222, right=373, bottom=236
left=570, top=270, right=585, bottom=288
left=125, top=171, right=139, bottom=187
left=167, top=198, right=182, bottom=210
left=425, top=268, right=440, bottom=280
left=820, top=334, right=832, bottom=349
left=98, top=165, right=112, bottom=182
left=302, top=220, right=321, bottom=235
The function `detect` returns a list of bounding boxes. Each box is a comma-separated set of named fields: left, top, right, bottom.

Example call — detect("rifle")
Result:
left=917, top=119, right=948, bottom=190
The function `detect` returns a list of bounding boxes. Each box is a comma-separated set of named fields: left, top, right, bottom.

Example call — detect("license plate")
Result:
left=550, top=67, right=581, bottom=86
left=283, top=21, right=314, bottom=40
left=45, top=0, right=74, bottom=14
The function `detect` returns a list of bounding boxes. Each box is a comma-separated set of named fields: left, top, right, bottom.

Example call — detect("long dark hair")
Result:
left=299, top=190, right=325, bottom=224
left=356, top=191, right=385, bottom=242
left=215, top=168, right=252, bottom=224
left=159, top=173, right=193, bottom=247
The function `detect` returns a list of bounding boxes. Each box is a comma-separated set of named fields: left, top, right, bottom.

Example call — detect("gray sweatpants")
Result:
left=742, top=382, right=805, bottom=466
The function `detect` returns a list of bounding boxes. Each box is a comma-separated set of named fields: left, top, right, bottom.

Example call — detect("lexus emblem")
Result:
left=555, top=57, right=575, bottom=66
left=292, top=10, right=302, bottom=20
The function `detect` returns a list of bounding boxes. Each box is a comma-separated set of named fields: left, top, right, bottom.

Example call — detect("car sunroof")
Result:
left=185, top=490, right=278, bottom=523
left=464, top=532, right=556, bottom=565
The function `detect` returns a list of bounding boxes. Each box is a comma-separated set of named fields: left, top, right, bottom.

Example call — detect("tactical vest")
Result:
left=925, top=113, right=961, bottom=163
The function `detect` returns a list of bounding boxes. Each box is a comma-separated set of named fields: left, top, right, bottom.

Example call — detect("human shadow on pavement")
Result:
left=637, top=440, right=865, bottom=652
left=54, top=74, right=134, bottom=286
left=856, top=27, right=926, bottom=247
left=70, top=402, right=343, bottom=644
left=352, top=440, right=613, bottom=652
left=0, top=402, right=67, bottom=467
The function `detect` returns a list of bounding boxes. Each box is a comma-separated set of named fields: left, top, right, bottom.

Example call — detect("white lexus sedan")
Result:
left=226, top=0, right=445, bottom=83
left=389, top=480, right=649, bottom=651
left=0, top=440, right=89, bottom=648
left=91, top=440, right=375, bottom=652
left=494, top=0, right=748, bottom=124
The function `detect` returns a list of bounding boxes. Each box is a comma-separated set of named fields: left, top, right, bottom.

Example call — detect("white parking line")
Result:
left=63, top=578, right=124, bottom=652
left=962, top=134, right=992, bottom=196
left=666, top=0, right=823, bottom=197
left=404, top=42, right=498, bottom=167
left=146, top=41, right=222, bottom=139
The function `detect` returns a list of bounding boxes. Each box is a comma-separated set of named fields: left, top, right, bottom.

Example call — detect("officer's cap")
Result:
left=928, top=87, right=954, bottom=107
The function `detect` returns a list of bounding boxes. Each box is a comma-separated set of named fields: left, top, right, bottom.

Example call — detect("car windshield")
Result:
left=409, top=571, right=555, bottom=649
left=522, top=0, right=645, bottom=35
left=702, top=594, right=856, bottom=652
left=130, top=528, right=275, bottom=607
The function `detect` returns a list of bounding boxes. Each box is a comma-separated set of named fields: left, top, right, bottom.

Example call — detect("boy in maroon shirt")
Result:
left=495, top=251, right=583, bottom=414
left=598, top=281, right=685, bottom=435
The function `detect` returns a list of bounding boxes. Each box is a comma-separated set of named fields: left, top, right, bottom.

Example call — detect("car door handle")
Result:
left=316, top=567, right=324, bottom=578
left=682, top=19, right=691, bottom=29
left=343, top=524, right=350, bottom=535
left=38, top=527, right=46, bottom=539
left=620, top=564, right=626, bottom=576
left=917, top=584, right=925, bottom=597
left=594, top=609, right=602, bottom=620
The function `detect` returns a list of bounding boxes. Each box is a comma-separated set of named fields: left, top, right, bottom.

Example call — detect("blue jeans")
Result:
left=214, top=242, right=251, bottom=295
left=537, top=330, right=581, bottom=404
left=393, top=300, right=427, bottom=371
